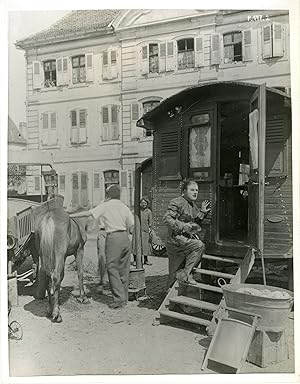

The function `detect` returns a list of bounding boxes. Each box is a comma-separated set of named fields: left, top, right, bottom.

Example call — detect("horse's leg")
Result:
left=75, top=246, right=89, bottom=304
left=52, top=282, right=62, bottom=323
left=51, top=254, right=65, bottom=322
left=45, top=276, right=53, bottom=318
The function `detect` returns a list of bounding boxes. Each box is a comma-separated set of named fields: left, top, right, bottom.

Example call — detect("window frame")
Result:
left=72, top=55, right=86, bottom=84
left=43, top=59, right=57, bottom=88
left=70, top=108, right=88, bottom=145
left=222, top=31, right=243, bottom=64
left=177, top=38, right=195, bottom=70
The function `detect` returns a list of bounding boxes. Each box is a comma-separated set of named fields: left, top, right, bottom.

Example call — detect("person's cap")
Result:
left=106, top=184, right=121, bottom=199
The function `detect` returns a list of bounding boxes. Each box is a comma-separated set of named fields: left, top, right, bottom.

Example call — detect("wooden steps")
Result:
left=169, top=296, right=218, bottom=312
left=159, top=310, right=211, bottom=327
left=155, top=249, right=255, bottom=334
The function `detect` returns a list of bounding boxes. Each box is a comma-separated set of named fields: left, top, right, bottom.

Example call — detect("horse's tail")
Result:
left=40, top=214, right=55, bottom=276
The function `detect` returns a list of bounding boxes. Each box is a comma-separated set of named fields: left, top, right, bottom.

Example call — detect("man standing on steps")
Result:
left=70, top=185, right=134, bottom=309
left=163, top=180, right=211, bottom=288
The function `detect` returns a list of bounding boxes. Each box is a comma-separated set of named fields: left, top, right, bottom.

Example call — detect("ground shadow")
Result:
left=23, top=286, right=77, bottom=319
left=85, top=282, right=112, bottom=306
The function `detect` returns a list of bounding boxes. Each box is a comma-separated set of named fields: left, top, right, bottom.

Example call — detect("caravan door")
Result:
left=248, top=84, right=266, bottom=258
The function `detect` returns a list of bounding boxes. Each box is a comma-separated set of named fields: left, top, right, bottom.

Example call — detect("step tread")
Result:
left=202, top=254, right=242, bottom=264
left=159, top=309, right=211, bottom=327
left=193, top=268, right=235, bottom=279
left=189, top=282, right=223, bottom=293
left=169, top=296, right=218, bottom=311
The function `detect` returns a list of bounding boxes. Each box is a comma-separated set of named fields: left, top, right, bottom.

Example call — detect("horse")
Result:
left=34, top=208, right=89, bottom=322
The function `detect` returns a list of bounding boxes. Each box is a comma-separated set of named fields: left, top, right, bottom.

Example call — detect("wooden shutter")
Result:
left=159, top=42, right=166, bottom=73
left=262, top=25, right=272, bottom=59
left=110, top=49, right=118, bottom=79
left=159, top=129, right=180, bottom=177
left=56, top=58, right=63, bottom=86
left=102, top=51, right=110, bottom=80
left=80, top=172, right=89, bottom=207
left=120, top=170, right=128, bottom=188
left=195, top=36, right=204, bottom=67
left=41, top=113, right=48, bottom=145
left=272, top=23, right=284, bottom=57
left=71, top=173, right=79, bottom=207
left=111, top=105, right=119, bottom=140
left=71, top=110, right=78, bottom=144
left=141, top=45, right=149, bottom=75
left=63, top=57, right=69, bottom=84
left=32, top=61, right=43, bottom=89
left=79, top=110, right=87, bottom=143
left=211, top=34, right=221, bottom=65
left=85, top=53, right=94, bottom=82
left=265, top=114, right=288, bottom=177
left=102, top=106, right=109, bottom=141
left=166, top=41, right=176, bottom=71
left=243, top=30, right=253, bottom=61
left=59, top=174, right=65, bottom=193
left=48, top=112, right=57, bottom=145
left=131, top=103, right=143, bottom=139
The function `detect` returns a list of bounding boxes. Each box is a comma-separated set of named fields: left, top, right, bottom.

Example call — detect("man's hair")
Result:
left=106, top=184, right=121, bottom=199
left=181, top=179, right=198, bottom=193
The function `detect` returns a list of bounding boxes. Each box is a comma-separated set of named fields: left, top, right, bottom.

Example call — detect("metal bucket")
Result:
left=222, top=283, right=293, bottom=331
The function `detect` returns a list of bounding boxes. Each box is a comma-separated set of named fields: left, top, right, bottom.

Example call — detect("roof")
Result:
left=8, top=117, right=27, bottom=145
left=16, top=10, right=120, bottom=48
left=137, top=81, right=291, bottom=129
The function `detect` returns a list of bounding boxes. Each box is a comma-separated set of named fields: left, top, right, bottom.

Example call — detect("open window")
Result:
left=177, top=38, right=195, bottom=70
left=44, top=60, right=57, bottom=87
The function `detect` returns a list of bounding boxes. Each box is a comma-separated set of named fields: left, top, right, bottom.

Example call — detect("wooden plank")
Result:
left=169, top=296, right=218, bottom=312
left=159, top=309, right=211, bottom=327
left=193, top=268, right=235, bottom=279
left=192, top=282, right=222, bottom=293
left=202, top=254, right=242, bottom=264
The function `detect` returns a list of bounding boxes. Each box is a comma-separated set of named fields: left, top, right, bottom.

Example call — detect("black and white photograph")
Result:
left=1, top=1, right=299, bottom=382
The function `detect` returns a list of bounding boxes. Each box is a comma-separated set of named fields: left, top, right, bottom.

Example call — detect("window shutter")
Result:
left=159, top=129, right=180, bottom=177
left=71, top=173, right=79, bottom=207
left=41, top=113, right=48, bottom=145
left=56, top=58, right=64, bottom=86
left=59, top=174, right=65, bottom=193
left=195, top=36, right=204, bottom=67
left=49, top=112, right=57, bottom=145
left=159, top=42, right=166, bottom=73
left=32, top=61, right=43, bottom=89
left=262, top=25, right=272, bottom=59
left=140, top=45, right=149, bottom=75
left=120, top=170, right=128, bottom=188
left=111, top=105, right=119, bottom=140
left=80, top=172, right=89, bottom=207
left=131, top=103, right=144, bottom=139
left=79, top=109, right=87, bottom=143
left=85, top=53, right=94, bottom=82
left=110, top=49, right=118, bottom=79
left=266, top=114, right=287, bottom=176
left=63, top=57, right=69, bottom=84
left=211, top=34, right=221, bottom=65
left=102, top=106, right=109, bottom=141
left=71, top=110, right=78, bottom=144
left=166, top=41, right=176, bottom=71
left=102, top=51, right=110, bottom=80
left=272, top=23, right=284, bottom=57
left=242, top=30, right=253, bottom=61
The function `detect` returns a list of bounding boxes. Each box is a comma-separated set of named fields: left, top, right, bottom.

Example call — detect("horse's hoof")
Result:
left=52, top=314, right=62, bottom=323
left=77, top=296, right=90, bottom=304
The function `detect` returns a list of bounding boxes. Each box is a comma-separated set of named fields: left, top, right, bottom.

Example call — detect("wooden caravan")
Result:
left=137, top=81, right=292, bottom=271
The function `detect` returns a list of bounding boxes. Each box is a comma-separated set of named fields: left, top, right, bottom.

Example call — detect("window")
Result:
left=70, top=109, right=87, bottom=144
left=177, top=38, right=195, bottom=69
left=71, top=172, right=89, bottom=208
left=40, top=112, right=57, bottom=146
left=72, top=55, right=86, bottom=84
left=189, top=113, right=212, bottom=180
left=143, top=101, right=160, bottom=137
left=104, top=170, right=119, bottom=189
left=43, top=60, right=56, bottom=87
left=149, top=44, right=159, bottom=73
left=262, top=23, right=284, bottom=59
left=101, top=105, right=119, bottom=141
left=223, top=32, right=242, bottom=64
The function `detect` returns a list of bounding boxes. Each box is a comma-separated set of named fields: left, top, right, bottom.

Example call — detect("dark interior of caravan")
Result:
left=218, top=101, right=250, bottom=242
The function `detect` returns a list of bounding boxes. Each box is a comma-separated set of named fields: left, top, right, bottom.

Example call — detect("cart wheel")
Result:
left=9, top=321, right=23, bottom=340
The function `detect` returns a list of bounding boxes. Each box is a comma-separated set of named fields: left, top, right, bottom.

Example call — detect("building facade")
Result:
left=16, top=9, right=290, bottom=210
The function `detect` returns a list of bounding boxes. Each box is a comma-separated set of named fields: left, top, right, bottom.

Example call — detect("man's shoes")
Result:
left=143, top=260, right=152, bottom=265
left=108, top=301, right=127, bottom=309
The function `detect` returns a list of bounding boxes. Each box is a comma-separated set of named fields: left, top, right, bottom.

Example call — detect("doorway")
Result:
left=218, top=101, right=250, bottom=243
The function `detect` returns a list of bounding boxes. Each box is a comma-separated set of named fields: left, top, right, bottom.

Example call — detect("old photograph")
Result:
left=3, top=4, right=299, bottom=382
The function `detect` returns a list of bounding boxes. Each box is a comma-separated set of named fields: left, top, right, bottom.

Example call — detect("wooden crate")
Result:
left=8, top=274, right=19, bottom=307
left=247, top=329, right=288, bottom=368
